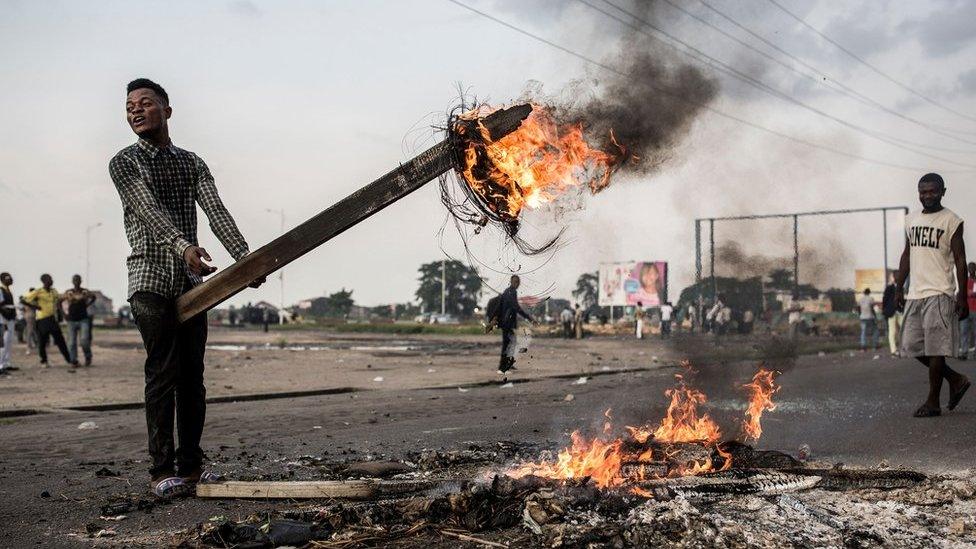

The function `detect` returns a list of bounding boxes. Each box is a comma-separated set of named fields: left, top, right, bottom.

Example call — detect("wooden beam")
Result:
left=176, top=104, right=532, bottom=322
left=195, top=479, right=440, bottom=500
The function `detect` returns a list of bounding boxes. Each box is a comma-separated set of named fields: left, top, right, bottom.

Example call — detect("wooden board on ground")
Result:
left=196, top=479, right=441, bottom=500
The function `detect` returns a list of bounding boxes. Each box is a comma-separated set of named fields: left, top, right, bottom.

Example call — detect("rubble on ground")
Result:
left=171, top=442, right=976, bottom=548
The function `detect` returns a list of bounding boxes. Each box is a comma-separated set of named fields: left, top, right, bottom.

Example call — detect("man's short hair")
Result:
left=864, top=288, right=871, bottom=294
left=40, top=273, right=51, bottom=281
left=919, top=172, right=945, bottom=189
left=127, top=78, right=169, bottom=105
left=0, top=272, right=9, bottom=279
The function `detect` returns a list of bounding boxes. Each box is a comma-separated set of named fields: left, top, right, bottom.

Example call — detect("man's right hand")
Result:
left=183, top=246, right=217, bottom=276
left=895, top=287, right=906, bottom=309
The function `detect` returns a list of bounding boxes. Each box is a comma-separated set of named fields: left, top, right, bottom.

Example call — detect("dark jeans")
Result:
left=130, top=291, right=208, bottom=478
left=36, top=316, right=71, bottom=364
left=661, top=320, right=672, bottom=338
left=500, top=328, right=515, bottom=370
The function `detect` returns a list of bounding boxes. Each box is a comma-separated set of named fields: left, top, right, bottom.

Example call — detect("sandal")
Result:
left=182, top=470, right=223, bottom=485
left=949, top=380, right=971, bottom=411
left=913, top=404, right=941, bottom=418
left=151, top=476, right=190, bottom=499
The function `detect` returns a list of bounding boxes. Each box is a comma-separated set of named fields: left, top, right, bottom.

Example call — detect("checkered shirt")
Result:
left=109, top=139, right=249, bottom=299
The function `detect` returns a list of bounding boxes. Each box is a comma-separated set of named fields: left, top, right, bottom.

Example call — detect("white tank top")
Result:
left=905, top=207, right=963, bottom=300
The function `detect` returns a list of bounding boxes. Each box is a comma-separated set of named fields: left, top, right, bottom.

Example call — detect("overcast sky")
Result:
left=2, top=0, right=975, bottom=309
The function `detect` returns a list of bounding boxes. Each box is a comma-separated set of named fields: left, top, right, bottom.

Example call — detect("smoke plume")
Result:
left=564, top=54, right=719, bottom=176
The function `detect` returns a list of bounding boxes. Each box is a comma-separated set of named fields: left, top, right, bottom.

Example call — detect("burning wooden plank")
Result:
left=175, top=104, right=532, bottom=322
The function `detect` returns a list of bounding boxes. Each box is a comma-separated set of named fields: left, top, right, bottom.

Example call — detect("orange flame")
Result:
left=508, top=367, right=746, bottom=491
left=509, top=431, right=624, bottom=489
left=742, top=369, right=780, bottom=441
left=455, top=105, right=621, bottom=222
left=651, top=380, right=722, bottom=445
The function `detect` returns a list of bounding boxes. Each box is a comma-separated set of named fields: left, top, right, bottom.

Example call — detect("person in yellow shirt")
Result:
left=20, top=274, right=74, bottom=367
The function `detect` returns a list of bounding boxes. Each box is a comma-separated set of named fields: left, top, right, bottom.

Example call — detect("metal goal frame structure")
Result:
left=694, top=206, right=909, bottom=300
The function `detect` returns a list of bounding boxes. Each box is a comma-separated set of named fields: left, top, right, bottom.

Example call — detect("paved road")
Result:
left=1, top=348, right=974, bottom=546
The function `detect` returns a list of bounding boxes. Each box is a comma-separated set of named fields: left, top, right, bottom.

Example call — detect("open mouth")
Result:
left=132, top=115, right=146, bottom=126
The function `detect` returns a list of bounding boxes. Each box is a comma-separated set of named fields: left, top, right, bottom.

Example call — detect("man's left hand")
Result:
left=249, top=276, right=266, bottom=289
left=957, top=292, right=969, bottom=320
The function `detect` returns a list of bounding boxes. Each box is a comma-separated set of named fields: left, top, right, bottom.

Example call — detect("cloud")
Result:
left=228, top=0, right=262, bottom=17
left=898, top=0, right=976, bottom=57
left=820, top=2, right=900, bottom=60
left=954, top=68, right=976, bottom=97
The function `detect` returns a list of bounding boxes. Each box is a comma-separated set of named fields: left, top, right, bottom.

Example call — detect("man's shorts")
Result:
left=902, top=294, right=959, bottom=358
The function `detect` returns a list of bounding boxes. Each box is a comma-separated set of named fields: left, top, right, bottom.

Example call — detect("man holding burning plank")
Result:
left=895, top=173, right=971, bottom=417
left=110, top=78, right=263, bottom=497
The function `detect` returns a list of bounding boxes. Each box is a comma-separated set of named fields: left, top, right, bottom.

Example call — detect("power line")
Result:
left=657, top=0, right=976, bottom=150
left=444, top=0, right=972, bottom=173
left=590, top=0, right=976, bottom=169
left=765, top=0, right=976, bottom=124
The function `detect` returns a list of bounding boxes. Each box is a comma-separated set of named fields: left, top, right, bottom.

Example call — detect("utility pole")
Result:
left=85, top=222, right=103, bottom=285
left=266, top=209, right=286, bottom=324
left=441, top=259, right=447, bottom=315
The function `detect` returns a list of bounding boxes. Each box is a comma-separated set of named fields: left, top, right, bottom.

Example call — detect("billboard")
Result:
left=598, top=261, right=668, bottom=307
left=854, top=269, right=886, bottom=295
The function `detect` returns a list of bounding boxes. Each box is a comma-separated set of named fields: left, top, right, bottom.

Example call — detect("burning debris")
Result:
left=181, top=441, right=974, bottom=549
left=174, top=362, right=975, bottom=548
left=453, top=105, right=625, bottom=228
left=508, top=362, right=778, bottom=488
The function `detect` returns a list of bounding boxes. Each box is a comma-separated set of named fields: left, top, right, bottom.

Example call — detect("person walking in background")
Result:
left=882, top=274, right=902, bottom=357
left=62, top=274, right=96, bottom=367
left=574, top=303, right=584, bottom=340
left=787, top=298, right=804, bottom=341
left=686, top=303, right=697, bottom=333
left=21, top=287, right=37, bottom=354
left=496, top=275, right=534, bottom=373
left=741, top=308, right=755, bottom=334
left=958, top=262, right=976, bottom=360
left=858, top=288, right=879, bottom=352
left=21, top=274, right=75, bottom=367
left=0, top=273, right=16, bottom=375
left=660, top=301, right=674, bottom=339
left=895, top=172, right=970, bottom=417
left=634, top=301, right=645, bottom=340
left=560, top=306, right=573, bottom=338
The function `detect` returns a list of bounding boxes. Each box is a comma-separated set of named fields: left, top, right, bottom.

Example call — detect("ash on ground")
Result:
left=171, top=441, right=976, bottom=548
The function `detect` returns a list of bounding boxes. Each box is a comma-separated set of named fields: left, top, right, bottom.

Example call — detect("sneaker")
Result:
left=496, top=369, right=507, bottom=375
left=40, top=361, right=49, bottom=368
left=84, top=358, right=91, bottom=367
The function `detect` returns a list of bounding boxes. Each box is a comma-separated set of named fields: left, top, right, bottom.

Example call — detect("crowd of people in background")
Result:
left=0, top=272, right=99, bottom=376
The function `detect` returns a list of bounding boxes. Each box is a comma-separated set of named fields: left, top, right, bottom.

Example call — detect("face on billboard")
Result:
left=599, top=261, right=668, bottom=306
left=627, top=262, right=666, bottom=306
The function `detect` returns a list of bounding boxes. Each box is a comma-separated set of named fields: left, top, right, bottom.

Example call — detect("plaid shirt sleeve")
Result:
left=109, top=154, right=194, bottom=259
left=193, top=155, right=249, bottom=261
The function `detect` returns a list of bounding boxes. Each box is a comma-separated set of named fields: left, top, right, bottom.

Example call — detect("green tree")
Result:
left=767, top=268, right=794, bottom=290
left=415, top=260, right=482, bottom=318
left=572, top=272, right=599, bottom=309
left=307, top=288, right=355, bottom=318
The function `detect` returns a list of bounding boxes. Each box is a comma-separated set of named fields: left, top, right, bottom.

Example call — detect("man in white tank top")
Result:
left=895, top=173, right=970, bottom=417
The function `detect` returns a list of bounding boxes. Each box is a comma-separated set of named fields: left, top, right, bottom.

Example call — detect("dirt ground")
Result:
left=1, top=327, right=974, bottom=547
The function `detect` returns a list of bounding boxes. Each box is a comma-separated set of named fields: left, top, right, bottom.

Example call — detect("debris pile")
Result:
left=179, top=441, right=976, bottom=548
